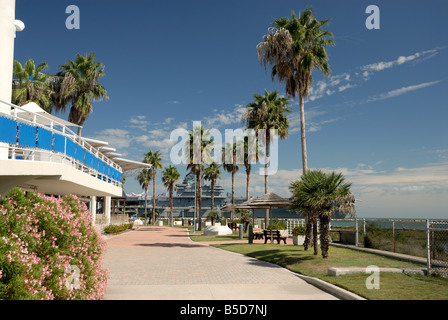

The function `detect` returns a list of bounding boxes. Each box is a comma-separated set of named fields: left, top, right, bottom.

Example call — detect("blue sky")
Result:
left=13, top=0, right=448, bottom=218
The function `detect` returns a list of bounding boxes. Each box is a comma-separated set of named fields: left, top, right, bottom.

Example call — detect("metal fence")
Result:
left=427, top=220, right=448, bottom=276
left=284, top=217, right=448, bottom=276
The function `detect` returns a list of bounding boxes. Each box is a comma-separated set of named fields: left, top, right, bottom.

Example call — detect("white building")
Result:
left=0, top=0, right=150, bottom=226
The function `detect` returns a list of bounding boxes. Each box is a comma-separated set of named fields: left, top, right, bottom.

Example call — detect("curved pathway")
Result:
left=102, top=226, right=338, bottom=300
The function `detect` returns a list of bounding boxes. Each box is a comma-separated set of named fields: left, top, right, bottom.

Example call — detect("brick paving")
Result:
left=102, top=226, right=338, bottom=300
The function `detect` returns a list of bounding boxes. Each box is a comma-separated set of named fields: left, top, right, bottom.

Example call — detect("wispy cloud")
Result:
left=360, top=48, right=439, bottom=75
left=305, top=47, right=443, bottom=103
left=364, top=80, right=440, bottom=103
left=288, top=107, right=340, bottom=134
left=203, top=104, right=246, bottom=128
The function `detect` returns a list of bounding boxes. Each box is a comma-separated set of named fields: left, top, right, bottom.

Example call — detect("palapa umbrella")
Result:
left=235, top=197, right=270, bottom=226
left=247, top=192, right=292, bottom=244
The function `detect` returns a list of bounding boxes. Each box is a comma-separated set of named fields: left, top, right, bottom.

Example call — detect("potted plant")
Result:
left=292, top=226, right=306, bottom=246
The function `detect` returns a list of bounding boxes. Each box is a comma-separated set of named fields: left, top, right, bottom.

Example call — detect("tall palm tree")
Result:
left=143, top=149, right=163, bottom=225
left=162, top=165, right=181, bottom=226
left=186, top=125, right=213, bottom=231
left=53, top=52, right=108, bottom=135
left=256, top=7, right=334, bottom=173
left=136, top=168, right=152, bottom=225
left=240, top=135, right=262, bottom=201
left=242, top=89, right=290, bottom=225
left=289, top=170, right=354, bottom=258
left=222, top=142, right=239, bottom=220
left=203, top=162, right=222, bottom=210
left=12, top=59, right=54, bottom=112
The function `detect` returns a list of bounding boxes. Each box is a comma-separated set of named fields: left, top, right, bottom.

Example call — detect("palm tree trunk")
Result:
left=197, top=168, right=202, bottom=231
left=304, top=212, right=312, bottom=250
left=245, top=165, right=251, bottom=201
left=264, top=139, right=270, bottom=228
left=231, top=170, right=235, bottom=220
left=211, top=179, right=215, bottom=210
left=313, top=216, right=318, bottom=255
left=152, top=170, right=156, bottom=225
left=144, top=188, right=148, bottom=225
left=319, top=214, right=330, bottom=259
left=169, top=186, right=174, bottom=227
left=299, top=95, right=308, bottom=173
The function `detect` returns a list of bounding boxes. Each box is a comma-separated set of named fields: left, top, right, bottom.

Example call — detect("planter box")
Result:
left=292, top=235, right=305, bottom=246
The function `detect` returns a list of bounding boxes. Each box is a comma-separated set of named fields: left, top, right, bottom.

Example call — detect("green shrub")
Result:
left=268, top=218, right=287, bottom=230
left=103, top=223, right=133, bottom=234
left=292, top=226, right=306, bottom=236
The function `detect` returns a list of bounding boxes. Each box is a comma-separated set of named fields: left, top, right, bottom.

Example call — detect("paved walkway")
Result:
left=102, top=226, right=340, bottom=300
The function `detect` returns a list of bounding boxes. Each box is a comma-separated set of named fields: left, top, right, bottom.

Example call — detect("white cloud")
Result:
left=304, top=47, right=442, bottom=104
left=338, top=83, right=355, bottom=92
left=164, top=117, right=174, bottom=124
left=129, top=115, right=148, bottom=125
left=92, top=128, right=131, bottom=148
left=365, top=80, right=440, bottom=103
left=288, top=107, right=340, bottom=134
left=203, top=104, right=246, bottom=128
left=360, top=48, right=439, bottom=72
left=168, top=100, right=181, bottom=104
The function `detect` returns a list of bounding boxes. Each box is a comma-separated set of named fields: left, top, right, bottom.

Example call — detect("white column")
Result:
left=90, top=196, right=97, bottom=226
left=0, top=0, right=16, bottom=160
left=104, top=196, right=111, bottom=226
left=0, top=0, right=15, bottom=110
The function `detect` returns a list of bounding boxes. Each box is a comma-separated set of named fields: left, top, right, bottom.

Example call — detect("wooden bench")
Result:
left=252, top=228, right=264, bottom=240
left=263, top=230, right=287, bottom=244
left=227, top=222, right=239, bottom=231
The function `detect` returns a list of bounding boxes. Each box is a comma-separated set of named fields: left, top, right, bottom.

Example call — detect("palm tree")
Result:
left=12, top=59, right=54, bottom=112
left=136, top=168, right=152, bottom=225
left=289, top=170, right=354, bottom=258
left=222, top=142, right=240, bottom=220
left=240, top=135, right=261, bottom=201
left=242, top=89, right=290, bottom=225
left=162, top=165, right=181, bottom=226
left=143, top=149, right=163, bottom=225
left=256, top=7, right=334, bottom=173
left=203, top=162, right=222, bottom=210
left=185, top=125, right=213, bottom=231
left=53, top=52, right=108, bottom=135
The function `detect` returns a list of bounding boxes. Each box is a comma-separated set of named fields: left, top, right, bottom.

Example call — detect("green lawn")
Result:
left=189, top=232, right=448, bottom=300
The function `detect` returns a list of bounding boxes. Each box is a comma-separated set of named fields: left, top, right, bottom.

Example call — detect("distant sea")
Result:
left=244, top=208, right=447, bottom=231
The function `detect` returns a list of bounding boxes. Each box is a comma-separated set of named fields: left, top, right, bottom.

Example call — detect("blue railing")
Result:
left=0, top=103, right=123, bottom=185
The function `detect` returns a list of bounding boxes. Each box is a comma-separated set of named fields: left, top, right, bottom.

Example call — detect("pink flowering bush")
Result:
left=0, top=188, right=108, bottom=300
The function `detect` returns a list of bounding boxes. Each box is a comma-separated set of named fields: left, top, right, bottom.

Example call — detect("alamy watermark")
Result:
left=365, top=265, right=380, bottom=290
left=65, top=5, right=80, bottom=30
left=65, top=265, right=81, bottom=290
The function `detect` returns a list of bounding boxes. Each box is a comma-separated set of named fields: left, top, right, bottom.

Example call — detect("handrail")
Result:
left=0, top=99, right=123, bottom=184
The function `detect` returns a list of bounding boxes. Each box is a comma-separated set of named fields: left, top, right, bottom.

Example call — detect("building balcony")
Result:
left=0, top=100, right=149, bottom=197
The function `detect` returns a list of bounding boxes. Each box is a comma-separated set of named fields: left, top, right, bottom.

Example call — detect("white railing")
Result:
left=0, top=99, right=123, bottom=186
left=286, top=219, right=306, bottom=236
